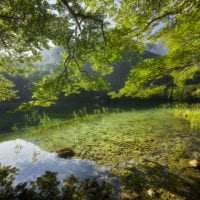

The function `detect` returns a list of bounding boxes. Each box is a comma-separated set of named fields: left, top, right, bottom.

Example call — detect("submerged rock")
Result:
left=56, top=147, right=75, bottom=158
left=188, top=151, right=200, bottom=169
left=188, top=159, right=200, bottom=168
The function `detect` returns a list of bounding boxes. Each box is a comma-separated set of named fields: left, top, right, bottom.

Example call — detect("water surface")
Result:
left=0, top=139, right=110, bottom=185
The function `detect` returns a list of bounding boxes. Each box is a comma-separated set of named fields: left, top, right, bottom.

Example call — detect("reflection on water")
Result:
left=0, top=139, right=110, bottom=185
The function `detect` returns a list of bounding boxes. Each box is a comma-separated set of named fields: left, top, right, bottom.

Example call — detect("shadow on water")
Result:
left=119, top=159, right=200, bottom=200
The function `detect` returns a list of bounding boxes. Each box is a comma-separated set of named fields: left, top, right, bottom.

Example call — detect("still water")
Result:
left=0, top=139, right=110, bottom=185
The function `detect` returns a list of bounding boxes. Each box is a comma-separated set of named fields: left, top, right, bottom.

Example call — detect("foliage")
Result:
left=0, top=74, right=16, bottom=101
left=0, top=164, right=17, bottom=198
left=167, top=84, right=200, bottom=101
left=24, top=109, right=42, bottom=127
left=0, top=0, right=200, bottom=104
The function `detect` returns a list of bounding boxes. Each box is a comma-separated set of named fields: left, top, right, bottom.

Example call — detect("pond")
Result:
left=0, top=104, right=200, bottom=199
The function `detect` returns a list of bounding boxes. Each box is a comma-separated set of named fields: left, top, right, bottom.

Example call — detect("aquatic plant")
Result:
left=174, top=104, right=200, bottom=130
left=24, top=109, right=41, bottom=127
left=40, top=112, right=50, bottom=129
left=1, top=104, right=200, bottom=199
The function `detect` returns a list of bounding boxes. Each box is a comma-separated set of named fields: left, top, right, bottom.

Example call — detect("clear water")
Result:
left=0, top=139, right=110, bottom=186
left=0, top=105, right=200, bottom=199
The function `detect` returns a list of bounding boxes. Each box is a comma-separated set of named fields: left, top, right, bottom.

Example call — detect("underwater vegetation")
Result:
left=0, top=103, right=200, bottom=199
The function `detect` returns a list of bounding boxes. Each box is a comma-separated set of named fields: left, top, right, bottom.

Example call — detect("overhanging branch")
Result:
left=58, top=0, right=82, bottom=31
left=0, top=14, right=24, bottom=21
left=136, top=0, right=194, bottom=37
left=58, top=0, right=106, bottom=44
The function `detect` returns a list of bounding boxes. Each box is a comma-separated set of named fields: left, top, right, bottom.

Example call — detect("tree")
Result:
left=113, top=0, right=200, bottom=98
left=0, top=0, right=56, bottom=101
left=0, top=0, right=199, bottom=105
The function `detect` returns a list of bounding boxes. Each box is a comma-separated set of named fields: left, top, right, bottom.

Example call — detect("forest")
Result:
left=0, top=0, right=200, bottom=199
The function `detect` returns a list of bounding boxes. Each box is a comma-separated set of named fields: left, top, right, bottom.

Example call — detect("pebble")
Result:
left=188, top=159, right=199, bottom=168
left=121, top=190, right=140, bottom=199
left=147, top=189, right=156, bottom=197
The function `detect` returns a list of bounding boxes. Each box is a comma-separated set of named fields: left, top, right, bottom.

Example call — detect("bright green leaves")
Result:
left=0, top=0, right=77, bottom=103
left=193, top=88, right=200, bottom=97
left=170, top=65, right=199, bottom=87
left=29, top=70, right=110, bottom=106
left=110, top=0, right=200, bottom=98
left=133, top=85, right=166, bottom=98
left=89, top=45, right=118, bottom=76
left=0, top=74, right=17, bottom=101
left=31, top=75, right=60, bottom=107
left=114, top=50, right=199, bottom=98
left=1, top=0, right=200, bottom=104
left=0, top=0, right=58, bottom=102
left=82, top=0, right=117, bottom=17
left=0, top=0, right=54, bottom=53
left=28, top=49, right=111, bottom=106
left=112, top=56, right=166, bottom=98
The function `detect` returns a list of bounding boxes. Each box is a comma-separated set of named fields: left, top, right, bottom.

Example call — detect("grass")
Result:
left=173, top=103, right=200, bottom=130
left=0, top=101, right=200, bottom=199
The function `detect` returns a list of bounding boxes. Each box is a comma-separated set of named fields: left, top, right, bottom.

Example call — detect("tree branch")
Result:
left=58, top=0, right=82, bottom=31
left=138, top=1, right=193, bottom=36
left=58, top=0, right=106, bottom=44
left=0, top=14, right=24, bottom=21
left=0, top=35, right=8, bottom=49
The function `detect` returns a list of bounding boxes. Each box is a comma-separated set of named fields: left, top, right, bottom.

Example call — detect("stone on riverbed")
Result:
left=56, top=147, right=75, bottom=158
left=188, top=151, right=200, bottom=169
left=188, top=159, right=200, bottom=168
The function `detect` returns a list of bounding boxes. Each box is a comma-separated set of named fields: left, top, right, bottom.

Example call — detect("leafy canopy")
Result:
left=0, top=0, right=199, bottom=105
